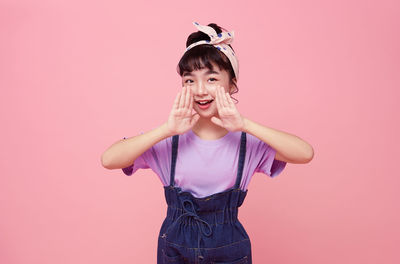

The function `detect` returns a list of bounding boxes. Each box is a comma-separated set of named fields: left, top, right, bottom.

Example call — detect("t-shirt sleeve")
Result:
left=252, top=135, right=287, bottom=178
left=121, top=148, right=149, bottom=176
left=121, top=132, right=172, bottom=186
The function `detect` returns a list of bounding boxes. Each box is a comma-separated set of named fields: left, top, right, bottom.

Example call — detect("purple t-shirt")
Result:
left=122, top=129, right=286, bottom=198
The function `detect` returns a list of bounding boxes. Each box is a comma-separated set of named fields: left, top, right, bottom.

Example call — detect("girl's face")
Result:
left=181, top=62, right=235, bottom=118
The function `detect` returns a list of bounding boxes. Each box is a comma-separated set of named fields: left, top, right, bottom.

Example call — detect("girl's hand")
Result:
left=211, top=85, right=245, bottom=132
left=166, top=86, right=200, bottom=135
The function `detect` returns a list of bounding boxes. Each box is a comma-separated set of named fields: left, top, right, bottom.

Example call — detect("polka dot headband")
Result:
left=184, top=21, right=239, bottom=80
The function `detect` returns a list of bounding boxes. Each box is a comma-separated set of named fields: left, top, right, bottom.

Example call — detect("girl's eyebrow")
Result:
left=183, top=69, right=220, bottom=77
left=205, top=70, right=220, bottom=75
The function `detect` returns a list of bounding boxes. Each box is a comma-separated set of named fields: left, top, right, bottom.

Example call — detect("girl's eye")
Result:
left=184, top=78, right=217, bottom=83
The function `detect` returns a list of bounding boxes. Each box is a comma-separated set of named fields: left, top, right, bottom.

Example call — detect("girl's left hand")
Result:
left=211, top=85, right=245, bottom=132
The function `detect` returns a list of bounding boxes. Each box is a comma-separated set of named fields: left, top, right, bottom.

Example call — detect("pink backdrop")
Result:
left=1, top=0, right=399, bottom=263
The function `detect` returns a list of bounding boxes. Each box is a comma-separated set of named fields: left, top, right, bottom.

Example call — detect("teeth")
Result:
left=197, top=100, right=213, bottom=105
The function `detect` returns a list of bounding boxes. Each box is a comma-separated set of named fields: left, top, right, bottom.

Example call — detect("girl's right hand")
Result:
left=166, top=86, right=200, bottom=135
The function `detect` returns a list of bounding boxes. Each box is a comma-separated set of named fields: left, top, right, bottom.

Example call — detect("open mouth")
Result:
left=195, top=99, right=214, bottom=105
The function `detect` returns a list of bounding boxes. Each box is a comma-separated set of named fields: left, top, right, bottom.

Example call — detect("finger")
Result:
left=179, top=86, right=186, bottom=109
left=217, top=86, right=225, bottom=108
left=189, top=88, right=194, bottom=110
left=190, top=113, right=200, bottom=126
left=215, top=86, right=222, bottom=110
left=221, top=86, right=229, bottom=107
left=225, top=92, right=232, bottom=108
left=184, top=85, right=191, bottom=109
left=173, top=91, right=181, bottom=110
left=210, top=116, right=224, bottom=127
left=226, top=93, right=235, bottom=107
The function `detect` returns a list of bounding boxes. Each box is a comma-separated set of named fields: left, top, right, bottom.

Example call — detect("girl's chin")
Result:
left=194, top=108, right=217, bottom=118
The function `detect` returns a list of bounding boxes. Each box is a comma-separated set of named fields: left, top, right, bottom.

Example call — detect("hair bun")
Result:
left=186, top=23, right=225, bottom=47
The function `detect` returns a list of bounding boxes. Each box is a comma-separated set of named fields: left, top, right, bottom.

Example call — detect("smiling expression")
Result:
left=181, top=62, right=235, bottom=118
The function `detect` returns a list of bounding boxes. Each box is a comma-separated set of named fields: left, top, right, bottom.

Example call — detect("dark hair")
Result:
left=176, top=23, right=239, bottom=103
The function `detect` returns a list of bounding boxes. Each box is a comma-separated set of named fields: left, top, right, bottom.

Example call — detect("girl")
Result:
left=101, top=22, right=314, bottom=264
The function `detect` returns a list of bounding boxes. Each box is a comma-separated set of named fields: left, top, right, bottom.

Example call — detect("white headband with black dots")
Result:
left=184, top=21, right=239, bottom=80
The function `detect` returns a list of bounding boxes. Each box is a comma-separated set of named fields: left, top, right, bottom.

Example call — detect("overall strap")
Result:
left=169, top=132, right=246, bottom=188
left=169, top=135, right=179, bottom=187
left=234, top=132, right=247, bottom=189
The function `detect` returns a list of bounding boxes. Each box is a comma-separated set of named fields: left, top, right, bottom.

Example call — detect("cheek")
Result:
left=205, top=85, right=217, bottom=98
left=186, top=85, right=194, bottom=93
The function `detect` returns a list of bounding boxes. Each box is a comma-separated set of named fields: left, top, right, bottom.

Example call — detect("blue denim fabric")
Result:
left=157, top=132, right=252, bottom=263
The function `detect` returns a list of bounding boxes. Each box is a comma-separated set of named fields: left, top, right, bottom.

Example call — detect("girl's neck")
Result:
left=191, top=116, right=229, bottom=140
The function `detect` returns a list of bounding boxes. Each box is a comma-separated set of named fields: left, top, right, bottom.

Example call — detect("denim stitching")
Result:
left=167, top=206, right=239, bottom=213
left=163, top=238, right=250, bottom=250
left=165, top=217, right=238, bottom=227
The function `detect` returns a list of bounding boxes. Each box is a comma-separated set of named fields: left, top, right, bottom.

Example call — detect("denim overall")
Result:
left=157, top=132, right=252, bottom=263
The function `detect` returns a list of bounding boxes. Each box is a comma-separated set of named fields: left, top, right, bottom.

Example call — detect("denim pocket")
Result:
left=162, top=248, right=184, bottom=263
left=211, top=255, right=248, bottom=264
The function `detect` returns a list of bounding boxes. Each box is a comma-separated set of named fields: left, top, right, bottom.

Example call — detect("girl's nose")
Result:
left=194, top=82, right=207, bottom=95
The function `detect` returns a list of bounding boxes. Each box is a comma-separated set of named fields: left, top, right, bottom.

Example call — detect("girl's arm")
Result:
left=210, top=85, right=313, bottom=164
left=101, top=86, right=199, bottom=170
left=101, top=122, right=172, bottom=169
left=242, top=118, right=314, bottom=164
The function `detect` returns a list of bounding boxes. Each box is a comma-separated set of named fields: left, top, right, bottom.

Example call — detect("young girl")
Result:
left=102, top=22, right=313, bottom=264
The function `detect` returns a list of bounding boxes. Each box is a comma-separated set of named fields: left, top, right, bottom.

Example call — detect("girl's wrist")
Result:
left=242, top=117, right=250, bottom=132
left=161, top=122, right=175, bottom=138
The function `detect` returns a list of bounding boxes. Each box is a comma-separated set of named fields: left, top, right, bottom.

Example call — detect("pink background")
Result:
left=1, top=0, right=399, bottom=263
